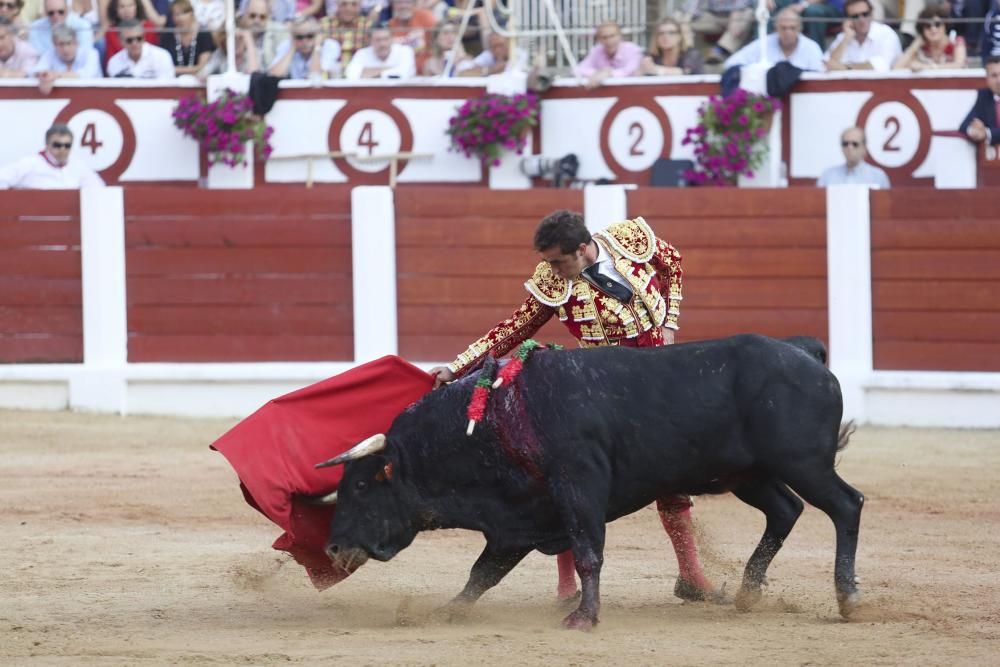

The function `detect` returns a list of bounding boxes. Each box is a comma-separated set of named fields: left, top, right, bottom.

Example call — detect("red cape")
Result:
left=211, top=355, right=434, bottom=589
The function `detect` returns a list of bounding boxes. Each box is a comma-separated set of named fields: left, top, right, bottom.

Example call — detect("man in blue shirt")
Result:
left=817, top=126, right=891, bottom=188
left=725, top=8, right=825, bottom=71
left=29, top=0, right=93, bottom=57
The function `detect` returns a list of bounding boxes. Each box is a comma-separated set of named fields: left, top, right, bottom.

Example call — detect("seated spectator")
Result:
left=959, top=55, right=1000, bottom=145
left=191, top=0, right=226, bottom=31
left=422, top=20, right=469, bottom=76
left=640, top=18, right=705, bottom=75
left=726, top=7, right=824, bottom=70
left=983, top=0, right=1000, bottom=59
left=30, top=0, right=94, bottom=57
left=0, top=0, right=30, bottom=37
left=239, top=0, right=295, bottom=24
left=575, top=19, right=644, bottom=89
left=769, top=0, right=842, bottom=48
left=0, top=123, right=104, bottom=189
left=344, top=22, right=415, bottom=78
left=158, top=0, right=213, bottom=76
left=825, top=0, right=902, bottom=70
left=106, top=19, right=175, bottom=77
left=104, top=0, right=159, bottom=68
left=197, top=25, right=260, bottom=78
left=685, top=0, right=755, bottom=64
left=322, top=0, right=372, bottom=70
left=0, top=15, right=39, bottom=75
left=268, top=16, right=341, bottom=79
left=456, top=31, right=523, bottom=76
left=817, top=126, right=891, bottom=187
left=244, top=0, right=288, bottom=67
left=444, top=0, right=491, bottom=56
left=31, top=22, right=101, bottom=92
left=894, top=5, right=967, bottom=70
left=387, top=0, right=435, bottom=72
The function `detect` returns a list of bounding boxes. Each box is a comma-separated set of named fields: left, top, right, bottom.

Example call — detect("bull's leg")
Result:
left=731, top=478, right=804, bottom=612
left=782, top=470, right=865, bottom=618
left=445, top=545, right=530, bottom=615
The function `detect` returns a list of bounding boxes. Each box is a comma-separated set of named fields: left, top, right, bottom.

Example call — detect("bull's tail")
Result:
left=781, top=336, right=827, bottom=365
left=837, top=420, right=856, bottom=452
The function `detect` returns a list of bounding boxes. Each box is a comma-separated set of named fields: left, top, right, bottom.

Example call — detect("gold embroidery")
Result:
left=594, top=217, right=656, bottom=263
left=524, top=262, right=571, bottom=306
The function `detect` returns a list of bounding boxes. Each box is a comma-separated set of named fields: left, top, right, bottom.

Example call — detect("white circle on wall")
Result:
left=863, top=102, right=919, bottom=169
left=339, top=110, right=402, bottom=173
left=607, top=106, right=664, bottom=173
left=65, top=109, right=124, bottom=172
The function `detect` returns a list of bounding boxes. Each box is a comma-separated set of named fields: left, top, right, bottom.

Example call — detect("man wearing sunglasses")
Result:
left=29, top=0, right=93, bottom=58
left=0, top=122, right=104, bottom=189
left=824, top=0, right=901, bottom=71
left=106, top=19, right=175, bottom=78
left=242, top=0, right=288, bottom=68
left=817, top=126, right=891, bottom=187
left=268, top=15, right=341, bottom=79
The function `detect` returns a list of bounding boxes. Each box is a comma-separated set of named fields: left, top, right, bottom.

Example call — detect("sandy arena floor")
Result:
left=1, top=409, right=998, bottom=665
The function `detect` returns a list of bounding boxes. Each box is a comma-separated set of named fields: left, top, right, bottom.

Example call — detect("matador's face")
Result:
left=539, top=242, right=590, bottom=281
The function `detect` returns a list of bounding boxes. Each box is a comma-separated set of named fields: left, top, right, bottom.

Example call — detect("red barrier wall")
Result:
left=871, top=189, right=1000, bottom=371
left=124, top=187, right=353, bottom=362
left=628, top=189, right=829, bottom=345
left=394, top=187, right=584, bottom=361
left=0, top=192, right=82, bottom=363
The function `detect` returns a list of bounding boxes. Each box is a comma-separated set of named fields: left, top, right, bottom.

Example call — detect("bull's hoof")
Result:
left=674, top=578, right=732, bottom=605
left=734, top=586, right=762, bottom=613
left=431, top=600, right=472, bottom=624
left=561, top=609, right=597, bottom=631
left=837, top=590, right=861, bottom=619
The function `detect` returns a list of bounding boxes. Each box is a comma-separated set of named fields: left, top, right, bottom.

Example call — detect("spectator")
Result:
left=456, top=31, right=522, bottom=76
left=959, top=55, right=1000, bottom=145
left=894, top=5, right=967, bottom=70
left=322, top=0, right=372, bottom=69
left=197, top=25, right=260, bottom=78
left=817, top=126, right=891, bottom=187
left=0, top=0, right=29, bottom=37
left=725, top=7, right=825, bottom=70
left=769, top=0, right=843, bottom=48
left=185, top=0, right=224, bottom=32
left=387, top=0, right=435, bottom=72
left=243, top=0, right=288, bottom=67
left=104, top=0, right=159, bottom=68
left=29, top=0, right=93, bottom=57
left=268, top=16, right=340, bottom=79
left=106, top=19, right=175, bottom=77
left=685, top=0, right=755, bottom=64
left=0, top=15, right=38, bottom=75
left=983, top=0, right=1000, bottom=59
left=344, top=22, right=415, bottom=78
left=444, top=0, right=491, bottom=56
left=31, top=22, right=101, bottom=92
left=575, top=20, right=644, bottom=89
left=0, top=123, right=104, bottom=189
left=422, top=20, right=469, bottom=76
left=825, top=0, right=902, bottom=70
left=239, top=0, right=295, bottom=23
left=158, top=0, right=213, bottom=76
left=640, top=18, right=705, bottom=76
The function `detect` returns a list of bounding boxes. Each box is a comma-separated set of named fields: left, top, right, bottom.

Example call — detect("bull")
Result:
left=315, top=334, right=864, bottom=629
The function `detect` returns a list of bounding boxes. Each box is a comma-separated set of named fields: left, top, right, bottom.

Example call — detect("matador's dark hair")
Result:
left=533, top=210, right=591, bottom=254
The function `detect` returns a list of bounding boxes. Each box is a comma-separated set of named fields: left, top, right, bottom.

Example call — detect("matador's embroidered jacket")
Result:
left=447, top=217, right=683, bottom=377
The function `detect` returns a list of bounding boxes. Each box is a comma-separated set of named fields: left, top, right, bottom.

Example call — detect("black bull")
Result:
left=318, top=334, right=864, bottom=629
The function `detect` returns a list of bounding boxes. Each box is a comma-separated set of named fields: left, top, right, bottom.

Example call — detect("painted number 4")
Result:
left=357, top=122, right=379, bottom=156
left=81, top=123, right=104, bottom=155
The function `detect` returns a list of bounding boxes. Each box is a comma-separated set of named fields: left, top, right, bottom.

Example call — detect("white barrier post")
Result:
left=351, top=186, right=398, bottom=363
left=584, top=184, right=628, bottom=233
left=70, top=186, right=128, bottom=413
left=826, top=184, right=873, bottom=423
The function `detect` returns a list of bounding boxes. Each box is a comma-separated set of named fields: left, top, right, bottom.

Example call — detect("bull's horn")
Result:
left=300, top=490, right=338, bottom=505
left=315, top=434, right=386, bottom=469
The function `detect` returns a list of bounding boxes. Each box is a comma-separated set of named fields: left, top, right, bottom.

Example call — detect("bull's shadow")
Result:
left=316, top=334, right=864, bottom=630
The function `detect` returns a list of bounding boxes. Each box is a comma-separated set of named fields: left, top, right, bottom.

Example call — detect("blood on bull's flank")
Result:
left=316, top=334, right=864, bottom=630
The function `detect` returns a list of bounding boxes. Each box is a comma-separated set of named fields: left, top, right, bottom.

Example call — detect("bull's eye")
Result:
left=355, top=480, right=368, bottom=492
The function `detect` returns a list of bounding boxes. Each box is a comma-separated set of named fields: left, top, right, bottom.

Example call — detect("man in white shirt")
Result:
left=106, top=20, right=176, bottom=79
left=0, top=122, right=105, bottom=189
left=268, top=16, right=341, bottom=79
left=29, top=0, right=93, bottom=57
left=0, top=16, right=38, bottom=76
left=455, top=31, right=527, bottom=77
left=724, top=8, right=824, bottom=71
left=816, top=126, right=891, bottom=188
left=344, top=23, right=415, bottom=79
left=824, top=0, right=901, bottom=72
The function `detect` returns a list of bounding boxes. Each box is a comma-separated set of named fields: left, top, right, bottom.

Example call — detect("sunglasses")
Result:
left=46, top=8, right=65, bottom=15
left=246, top=12, right=267, bottom=19
left=658, top=29, right=680, bottom=35
left=925, top=19, right=944, bottom=27
left=0, top=2, right=19, bottom=9
left=49, top=141, right=72, bottom=149
left=847, top=10, right=871, bottom=19
left=124, top=35, right=144, bottom=43
left=294, top=32, right=315, bottom=40
left=841, top=140, right=862, bottom=148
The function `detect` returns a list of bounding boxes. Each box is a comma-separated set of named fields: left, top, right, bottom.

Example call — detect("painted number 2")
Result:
left=628, top=122, right=645, bottom=156
left=81, top=122, right=104, bottom=155
left=882, top=116, right=901, bottom=152
left=357, top=122, right=379, bottom=156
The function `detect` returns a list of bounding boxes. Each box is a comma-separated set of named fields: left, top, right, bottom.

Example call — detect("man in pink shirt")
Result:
left=575, top=20, right=643, bottom=89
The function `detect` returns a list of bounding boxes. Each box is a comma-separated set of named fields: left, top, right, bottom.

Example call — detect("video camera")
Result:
left=519, top=153, right=580, bottom=188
